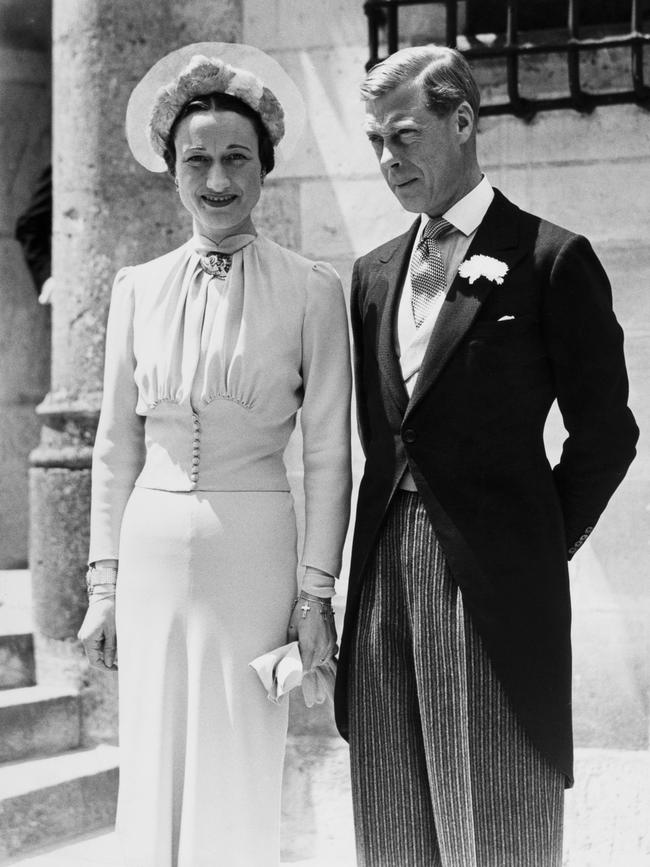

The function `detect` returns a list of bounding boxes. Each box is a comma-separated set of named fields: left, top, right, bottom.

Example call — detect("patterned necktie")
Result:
left=199, top=252, right=232, bottom=280
left=410, top=217, right=451, bottom=328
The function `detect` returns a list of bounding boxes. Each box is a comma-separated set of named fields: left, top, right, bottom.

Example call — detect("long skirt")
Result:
left=115, top=487, right=298, bottom=867
left=349, top=490, right=564, bottom=867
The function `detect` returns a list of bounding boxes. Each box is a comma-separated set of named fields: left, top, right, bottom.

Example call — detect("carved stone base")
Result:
left=29, top=394, right=98, bottom=640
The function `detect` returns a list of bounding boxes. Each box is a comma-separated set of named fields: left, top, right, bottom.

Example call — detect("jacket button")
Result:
left=403, top=428, right=417, bottom=444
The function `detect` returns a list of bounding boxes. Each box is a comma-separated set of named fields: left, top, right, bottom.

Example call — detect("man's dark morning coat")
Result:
left=335, top=189, right=639, bottom=785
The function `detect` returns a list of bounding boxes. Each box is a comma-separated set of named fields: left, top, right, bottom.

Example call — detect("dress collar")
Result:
left=190, top=227, right=258, bottom=256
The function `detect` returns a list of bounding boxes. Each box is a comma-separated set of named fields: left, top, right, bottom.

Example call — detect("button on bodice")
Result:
left=190, top=412, right=200, bottom=488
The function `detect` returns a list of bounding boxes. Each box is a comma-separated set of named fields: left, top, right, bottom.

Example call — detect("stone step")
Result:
left=0, top=744, right=119, bottom=860
left=0, top=633, right=36, bottom=690
left=0, top=685, right=81, bottom=763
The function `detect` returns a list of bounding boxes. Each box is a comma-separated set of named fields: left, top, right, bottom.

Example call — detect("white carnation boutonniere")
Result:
left=458, top=254, right=509, bottom=285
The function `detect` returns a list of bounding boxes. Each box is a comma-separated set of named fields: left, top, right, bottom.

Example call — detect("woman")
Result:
left=77, top=43, right=351, bottom=867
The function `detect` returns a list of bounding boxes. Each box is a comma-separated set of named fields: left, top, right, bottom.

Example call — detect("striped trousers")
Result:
left=348, top=491, right=564, bottom=867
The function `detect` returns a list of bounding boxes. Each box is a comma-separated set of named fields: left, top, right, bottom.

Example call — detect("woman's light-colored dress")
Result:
left=89, top=232, right=352, bottom=867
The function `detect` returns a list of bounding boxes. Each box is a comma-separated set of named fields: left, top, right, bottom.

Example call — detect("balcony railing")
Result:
left=364, top=0, right=650, bottom=118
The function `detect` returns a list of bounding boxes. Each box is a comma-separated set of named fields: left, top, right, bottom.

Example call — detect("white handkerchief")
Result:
left=249, top=641, right=303, bottom=703
left=497, top=314, right=515, bottom=321
left=249, top=641, right=337, bottom=707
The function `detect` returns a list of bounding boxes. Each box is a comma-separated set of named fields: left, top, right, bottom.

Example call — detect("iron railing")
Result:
left=364, top=0, right=650, bottom=118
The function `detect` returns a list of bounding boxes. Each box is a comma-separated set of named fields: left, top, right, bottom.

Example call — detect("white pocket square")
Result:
left=497, top=314, right=516, bottom=321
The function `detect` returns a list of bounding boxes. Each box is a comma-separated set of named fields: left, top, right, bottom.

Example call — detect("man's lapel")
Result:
left=406, top=190, right=522, bottom=418
left=374, top=220, right=420, bottom=415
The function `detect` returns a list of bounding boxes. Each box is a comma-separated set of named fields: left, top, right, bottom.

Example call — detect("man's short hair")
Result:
left=361, top=45, right=480, bottom=120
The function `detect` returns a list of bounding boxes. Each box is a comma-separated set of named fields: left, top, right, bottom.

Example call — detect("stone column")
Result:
left=30, top=0, right=242, bottom=742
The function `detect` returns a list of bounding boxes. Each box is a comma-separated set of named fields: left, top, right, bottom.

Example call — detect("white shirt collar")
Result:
left=417, top=175, right=494, bottom=239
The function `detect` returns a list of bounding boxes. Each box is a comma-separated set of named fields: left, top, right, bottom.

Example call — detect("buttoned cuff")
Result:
left=568, top=525, right=594, bottom=558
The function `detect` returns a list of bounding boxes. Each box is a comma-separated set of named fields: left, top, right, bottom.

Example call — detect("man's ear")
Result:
left=456, top=101, right=475, bottom=142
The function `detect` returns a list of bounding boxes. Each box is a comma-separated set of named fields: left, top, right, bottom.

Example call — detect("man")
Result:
left=15, top=163, right=52, bottom=298
left=335, top=45, right=638, bottom=866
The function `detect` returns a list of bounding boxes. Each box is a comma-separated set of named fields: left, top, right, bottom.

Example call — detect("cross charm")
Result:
left=300, top=601, right=311, bottom=619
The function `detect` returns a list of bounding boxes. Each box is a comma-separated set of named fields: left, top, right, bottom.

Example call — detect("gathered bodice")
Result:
left=89, top=233, right=352, bottom=575
left=131, top=236, right=294, bottom=416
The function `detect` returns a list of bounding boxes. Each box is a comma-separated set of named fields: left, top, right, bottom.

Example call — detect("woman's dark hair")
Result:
left=163, top=91, right=275, bottom=176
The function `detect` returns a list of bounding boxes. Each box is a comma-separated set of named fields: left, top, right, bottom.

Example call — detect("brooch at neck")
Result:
left=199, top=252, right=232, bottom=279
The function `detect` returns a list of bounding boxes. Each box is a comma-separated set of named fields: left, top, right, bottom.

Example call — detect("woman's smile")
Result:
left=201, top=192, right=238, bottom=207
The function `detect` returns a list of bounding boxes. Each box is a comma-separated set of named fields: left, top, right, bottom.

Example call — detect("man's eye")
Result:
left=186, top=154, right=208, bottom=164
left=225, top=153, right=248, bottom=162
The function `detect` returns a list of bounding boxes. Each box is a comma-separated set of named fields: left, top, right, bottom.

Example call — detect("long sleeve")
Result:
left=88, top=267, right=145, bottom=562
left=299, top=262, right=352, bottom=577
left=543, top=234, right=639, bottom=556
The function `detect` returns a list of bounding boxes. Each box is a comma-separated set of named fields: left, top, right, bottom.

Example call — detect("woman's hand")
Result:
left=77, top=596, right=118, bottom=671
left=287, top=593, right=337, bottom=672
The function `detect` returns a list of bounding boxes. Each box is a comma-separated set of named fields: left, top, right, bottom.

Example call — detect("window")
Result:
left=364, top=0, right=650, bottom=117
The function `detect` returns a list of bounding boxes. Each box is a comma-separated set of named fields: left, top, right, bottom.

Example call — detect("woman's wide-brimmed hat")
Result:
left=126, top=42, right=306, bottom=173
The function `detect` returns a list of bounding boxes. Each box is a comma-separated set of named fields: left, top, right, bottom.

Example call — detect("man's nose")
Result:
left=379, top=143, right=400, bottom=171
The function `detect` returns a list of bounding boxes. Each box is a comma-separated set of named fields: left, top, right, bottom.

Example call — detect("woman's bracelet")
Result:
left=292, top=591, right=335, bottom=622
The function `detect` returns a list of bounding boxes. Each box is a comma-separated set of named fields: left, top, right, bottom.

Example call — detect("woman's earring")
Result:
left=174, top=176, right=179, bottom=191
left=260, top=171, right=266, bottom=186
